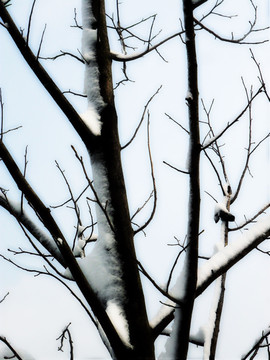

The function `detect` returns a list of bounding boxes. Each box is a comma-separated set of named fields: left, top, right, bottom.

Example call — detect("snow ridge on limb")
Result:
left=80, top=0, right=105, bottom=136
left=197, top=214, right=270, bottom=294
left=0, top=195, right=64, bottom=265
left=152, top=214, right=270, bottom=337
left=80, top=0, right=133, bottom=352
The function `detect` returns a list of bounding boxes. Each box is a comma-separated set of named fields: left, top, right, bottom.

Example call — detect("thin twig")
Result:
left=57, top=322, right=74, bottom=360
left=165, top=113, right=190, bottom=134
left=163, top=160, right=189, bottom=174
left=201, top=86, right=264, bottom=150
left=26, top=0, right=37, bottom=45
left=0, top=336, right=24, bottom=360
left=0, top=292, right=9, bottom=303
left=242, top=328, right=270, bottom=360
left=229, top=203, right=270, bottom=232
left=121, top=86, right=162, bottom=149
left=134, top=113, right=157, bottom=234
left=71, top=145, right=115, bottom=233
left=36, top=23, right=47, bottom=59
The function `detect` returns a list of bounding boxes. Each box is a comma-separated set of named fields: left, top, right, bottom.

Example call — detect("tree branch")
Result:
left=0, top=336, right=24, bottom=360
left=201, top=86, right=264, bottom=150
left=0, top=3, right=96, bottom=152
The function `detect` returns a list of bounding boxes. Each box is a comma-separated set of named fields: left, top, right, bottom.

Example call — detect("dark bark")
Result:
left=208, top=194, right=230, bottom=359
left=83, top=1, right=155, bottom=358
left=170, top=0, right=200, bottom=358
left=0, top=2, right=96, bottom=149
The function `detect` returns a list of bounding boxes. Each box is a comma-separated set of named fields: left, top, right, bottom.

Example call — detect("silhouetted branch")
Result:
left=137, top=260, right=184, bottom=306
left=201, top=86, right=264, bottom=150
left=121, top=86, right=162, bottom=149
left=0, top=3, right=96, bottom=151
left=26, top=0, right=37, bottom=45
left=229, top=203, right=270, bottom=232
left=36, top=23, right=47, bottom=59
left=134, top=113, right=157, bottom=234
left=163, top=160, right=189, bottom=174
left=242, top=327, right=270, bottom=360
left=39, top=50, right=84, bottom=64
left=57, top=323, right=74, bottom=360
left=194, top=0, right=269, bottom=45
left=111, top=30, right=185, bottom=62
left=0, top=292, right=9, bottom=303
left=0, top=336, right=24, bottom=360
left=71, top=145, right=115, bottom=233
left=165, top=112, right=190, bottom=134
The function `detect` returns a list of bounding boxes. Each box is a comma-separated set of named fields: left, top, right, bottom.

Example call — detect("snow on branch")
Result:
left=152, top=214, right=270, bottom=336
left=197, top=214, right=270, bottom=295
left=0, top=194, right=64, bottom=264
left=81, top=0, right=105, bottom=136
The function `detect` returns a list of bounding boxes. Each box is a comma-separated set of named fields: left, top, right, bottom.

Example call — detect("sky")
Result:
left=0, top=0, right=270, bottom=359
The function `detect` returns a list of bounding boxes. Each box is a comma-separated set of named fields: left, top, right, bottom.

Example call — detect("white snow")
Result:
left=106, top=301, right=131, bottom=348
left=197, top=214, right=270, bottom=290
left=81, top=0, right=105, bottom=128
left=81, top=29, right=97, bottom=62
left=185, top=91, right=193, bottom=101
left=152, top=214, right=270, bottom=351
left=65, top=155, right=127, bottom=305
left=158, top=307, right=182, bottom=359
left=214, top=202, right=229, bottom=216
left=56, top=237, right=63, bottom=245
left=73, top=238, right=86, bottom=257
left=80, top=106, right=102, bottom=136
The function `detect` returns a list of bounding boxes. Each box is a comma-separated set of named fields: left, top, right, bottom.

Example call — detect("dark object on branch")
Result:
left=214, top=203, right=235, bottom=223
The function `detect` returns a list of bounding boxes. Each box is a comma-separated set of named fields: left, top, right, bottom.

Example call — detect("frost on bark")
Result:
left=79, top=0, right=154, bottom=358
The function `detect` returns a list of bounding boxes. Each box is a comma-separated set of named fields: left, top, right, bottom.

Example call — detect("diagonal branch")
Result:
left=121, top=86, right=162, bottom=149
left=152, top=214, right=270, bottom=337
left=0, top=3, right=96, bottom=152
left=0, top=140, right=126, bottom=354
left=0, top=336, right=24, bottom=360
left=0, top=193, right=64, bottom=266
left=229, top=203, right=270, bottom=232
left=26, top=0, right=37, bottom=45
left=111, top=30, right=185, bottom=62
left=201, top=86, right=264, bottom=150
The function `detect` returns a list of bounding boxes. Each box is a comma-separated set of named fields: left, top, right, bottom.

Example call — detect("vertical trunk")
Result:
left=174, top=0, right=201, bottom=357
left=163, top=1, right=200, bottom=359
left=82, top=1, right=155, bottom=358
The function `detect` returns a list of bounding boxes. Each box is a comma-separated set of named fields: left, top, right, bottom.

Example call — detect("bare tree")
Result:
left=0, top=0, right=269, bottom=359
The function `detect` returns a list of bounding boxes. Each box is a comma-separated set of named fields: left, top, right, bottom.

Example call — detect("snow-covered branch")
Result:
left=197, top=214, right=270, bottom=295
left=0, top=194, right=64, bottom=265
left=152, top=214, right=270, bottom=337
